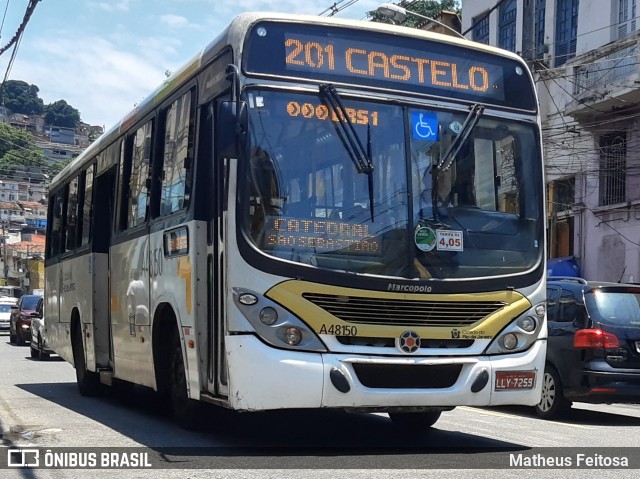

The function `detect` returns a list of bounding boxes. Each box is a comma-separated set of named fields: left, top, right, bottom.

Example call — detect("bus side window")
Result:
left=80, top=165, right=95, bottom=247
left=65, top=176, right=79, bottom=253
left=125, top=120, right=153, bottom=229
left=47, top=189, right=65, bottom=259
left=160, top=88, right=195, bottom=216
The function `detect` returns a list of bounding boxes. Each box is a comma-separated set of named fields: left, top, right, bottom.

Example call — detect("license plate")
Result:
left=495, top=371, right=536, bottom=390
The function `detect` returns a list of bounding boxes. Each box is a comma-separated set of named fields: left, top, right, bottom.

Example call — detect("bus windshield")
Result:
left=241, top=89, right=542, bottom=280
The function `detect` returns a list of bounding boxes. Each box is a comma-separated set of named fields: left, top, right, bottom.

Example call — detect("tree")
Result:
left=0, top=123, right=47, bottom=173
left=0, top=123, right=71, bottom=178
left=44, top=100, right=81, bottom=129
left=0, top=80, right=45, bottom=115
left=367, top=1, right=459, bottom=28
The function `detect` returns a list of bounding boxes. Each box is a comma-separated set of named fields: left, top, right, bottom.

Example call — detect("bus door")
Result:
left=45, top=190, right=64, bottom=357
left=204, top=97, right=230, bottom=397
left=91, top=165, right=117, bottom=369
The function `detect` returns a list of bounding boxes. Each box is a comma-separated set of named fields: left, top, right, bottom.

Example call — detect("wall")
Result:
left=462, top=0, right=640, bottom=283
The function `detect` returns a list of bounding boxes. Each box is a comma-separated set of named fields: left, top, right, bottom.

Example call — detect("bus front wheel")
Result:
left=169, top=330, right=202, bottom=429
left=388, top=410, right=442, bottom=429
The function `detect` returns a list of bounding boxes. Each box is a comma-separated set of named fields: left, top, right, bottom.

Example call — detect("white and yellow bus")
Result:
left=45, top=12, right=547, bottom=428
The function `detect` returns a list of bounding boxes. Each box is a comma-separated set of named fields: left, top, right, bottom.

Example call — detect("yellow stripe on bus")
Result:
left=266, top=280, right=530, bottom=339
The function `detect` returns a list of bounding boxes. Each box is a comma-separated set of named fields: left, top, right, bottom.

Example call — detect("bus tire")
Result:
left=389, top=410, right=442, bottom=429
left=535, top=365, right=571, bottom=419
left=72, top=325, right=102, bottom=397
left=169, top=330, right=202, bottom=429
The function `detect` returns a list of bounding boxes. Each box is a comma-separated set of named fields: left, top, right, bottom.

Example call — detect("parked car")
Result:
left=0, top=297, right=17, bottom=332
left=536, top=277, right=640, bottom=419
left=30, top=298, right=52, bottom=360
left=9, top=294, right=43, bottom=346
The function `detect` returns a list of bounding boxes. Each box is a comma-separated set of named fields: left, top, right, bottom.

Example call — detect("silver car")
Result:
left=30, top=299, right=53, bottom=360
left=0, top=299, right=16, bottom=331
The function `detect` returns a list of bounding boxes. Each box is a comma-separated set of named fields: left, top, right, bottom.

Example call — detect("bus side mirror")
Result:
left=217, top=101, right=248, bottom=159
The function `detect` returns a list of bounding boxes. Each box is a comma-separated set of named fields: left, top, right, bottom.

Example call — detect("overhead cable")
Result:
left=0, top=0, right=39, bottom=57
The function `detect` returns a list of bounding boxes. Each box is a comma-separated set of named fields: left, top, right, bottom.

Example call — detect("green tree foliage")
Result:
left=367, top=1, right=459, bottom=28
left=0, top=123, right=71, bottom=177
left=44, top=99, right=81, bottom=129
left=1, top=80, right=45, bottom=115
left=0, top=123, right=47, bottom=174
left=45, top=157, right=72, bottom=176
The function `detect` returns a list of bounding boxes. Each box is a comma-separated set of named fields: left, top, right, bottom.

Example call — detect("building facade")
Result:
left=462, top=0, right=640, bottom=284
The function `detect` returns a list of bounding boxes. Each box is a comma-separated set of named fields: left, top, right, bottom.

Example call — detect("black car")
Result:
left=9, top=294, right=43, bottom=346
left=536, top=277, right=640, bottom=419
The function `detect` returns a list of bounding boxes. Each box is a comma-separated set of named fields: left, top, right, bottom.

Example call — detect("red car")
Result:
left=9, top=295, right=43, bottom=346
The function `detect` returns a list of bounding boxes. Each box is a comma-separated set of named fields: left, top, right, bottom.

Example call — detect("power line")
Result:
left=1, top=26, right=21, bottom=87
left=462, top=0, right=506, bottom=36
left=0, top=0, right=40, bottom=111
left=319, top=0, right=360, bottom=17
left=0, top=0, right=11, bottom=41
left=0, top=0, right=38, bottom=57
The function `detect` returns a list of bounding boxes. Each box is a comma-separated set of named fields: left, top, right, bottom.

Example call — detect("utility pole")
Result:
left=522, top=0, right=536, bottom=63
left=1, top=221, right=8, bottom=283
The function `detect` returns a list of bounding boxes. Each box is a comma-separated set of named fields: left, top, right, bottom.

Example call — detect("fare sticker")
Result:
left=436, top=230, right=463, bottom=251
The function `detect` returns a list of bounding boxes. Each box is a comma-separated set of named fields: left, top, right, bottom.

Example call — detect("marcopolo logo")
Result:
left=387, top=283, right=433, bottom=293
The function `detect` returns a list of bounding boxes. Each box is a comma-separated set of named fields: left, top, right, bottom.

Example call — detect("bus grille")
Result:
left=352, top=363, right=462, bottom=389
left=302, top=293, right=505, bottom=327
left=336, top=336, right=474, bottom=349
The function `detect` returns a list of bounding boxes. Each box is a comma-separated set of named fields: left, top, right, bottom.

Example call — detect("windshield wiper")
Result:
left=319, top=83, right=375, bottom=221
left=438, top=103, right=484, bottom=171
left=431, top=103, right=484, bottom=222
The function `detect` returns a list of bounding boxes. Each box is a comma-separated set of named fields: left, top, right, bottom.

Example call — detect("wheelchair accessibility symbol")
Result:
left=411, top=112, right=438, bottom=141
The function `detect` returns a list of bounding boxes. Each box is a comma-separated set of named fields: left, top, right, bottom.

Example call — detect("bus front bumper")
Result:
left=224, top=335, right=545, bottom=411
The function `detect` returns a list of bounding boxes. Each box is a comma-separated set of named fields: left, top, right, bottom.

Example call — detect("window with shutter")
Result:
left=555, top=0, right=579, bottom=66
left=617, top=0, right=637, bottom=39
left=473, top=13, right=489, bottom=45
left=499, top=0, right=517, bottom=52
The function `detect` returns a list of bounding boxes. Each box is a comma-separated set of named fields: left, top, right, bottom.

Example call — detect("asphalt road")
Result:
left=1, top=330, right=639, bottom=478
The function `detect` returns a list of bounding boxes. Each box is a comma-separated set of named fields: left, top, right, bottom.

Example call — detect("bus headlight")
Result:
left=284, top=327, right=302, bottom=345
left=502, top=333, right=518, bottom=350
left=233, top=288, right=327, bottom=352
left=485, top=302, right=545, bottom=355
left=239, top=293, right=258, bottom=305
left=519, top=316, right=536, bottom=332
left=259, top=307, right=278, bottom=325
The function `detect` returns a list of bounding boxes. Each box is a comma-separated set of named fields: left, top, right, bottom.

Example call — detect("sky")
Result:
left=1, top=0, right=381, bottom=129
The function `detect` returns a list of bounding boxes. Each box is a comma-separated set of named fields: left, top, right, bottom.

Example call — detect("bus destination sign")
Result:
left=264, top=217, right=381, bottom=255
left=244, top=22, right=537, bottom=111
left=283, top=33, right=501, bottom=100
